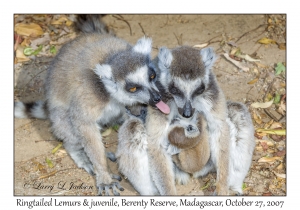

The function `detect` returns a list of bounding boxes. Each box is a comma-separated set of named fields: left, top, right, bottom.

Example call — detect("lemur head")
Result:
left=157, top=46, right=218, bottom=118
left=94, top=37, right=170, bottom=114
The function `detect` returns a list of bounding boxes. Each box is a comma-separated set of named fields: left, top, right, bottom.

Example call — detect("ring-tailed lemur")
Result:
left=116, top=46, right=254, bottom=195
left=14, top=15, right=170, bottom=196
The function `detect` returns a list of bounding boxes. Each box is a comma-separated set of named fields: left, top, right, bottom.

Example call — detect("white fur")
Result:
left=133, top=37, right=152, bottom=55
left=14, top=102, right=27, bottom=118
left=31, top=101, right=47, bottom=119
left=117, top=117, right=158, bottom=195
left=174, top=166, right=191, bottom=185
left=171, top=77, right=204, bottom=109
left=158, top=47, right=173, bottom=69
left=94, top=64, right=113, bottom=79
left=126, top=65, right=151, bottom=89
left=200, top=47, right=217, bottom=71
left=226, top=114, right=255, bottom=194
left=94, top=64, right=118, bottom=95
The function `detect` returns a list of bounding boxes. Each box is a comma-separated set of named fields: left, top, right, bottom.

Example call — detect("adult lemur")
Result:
left=14, top=15, right=170, bottom=195
left=116, top=46, right=254, bottom=195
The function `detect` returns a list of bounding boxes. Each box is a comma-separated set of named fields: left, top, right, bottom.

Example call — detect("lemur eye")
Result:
left=129, top=87, right=137, bottom=92
left=170, top=87, right=179, bottom=94
left=149, top=68, right=156, bottom=81
left=150, top=73, right=156, bottom=80
left=192, top=83, right=205, bottom=97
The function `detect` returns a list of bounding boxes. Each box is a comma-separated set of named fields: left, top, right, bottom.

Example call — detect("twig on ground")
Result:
left=235, top=24, right=267, bottom=43
left=173, top=33, right=183, bottom=45
left=112, top=15, right=132, bottom=36
left=138, top=22, right=147, bottom=36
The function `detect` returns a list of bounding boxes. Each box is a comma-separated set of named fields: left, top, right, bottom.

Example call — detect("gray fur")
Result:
left=116, top=110, right=159, bottom=195
left=154, top=46, right=231, bottom=195
left=193, top=101, right=255, bottom=195
left=14, top=15, right=161, bottom=196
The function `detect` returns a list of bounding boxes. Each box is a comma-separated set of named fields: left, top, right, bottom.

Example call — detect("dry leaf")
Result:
left=193, top=43, right=208, bottom=48
left=223, top=53, right=249, bottom=72
left=278, top=43, right=286, bottom=50
left=258, top=37, right=277, bottom=45
left=15, top=46, right=30, bottom=62
left=39, top=170, right=57, bottom=179
left=237, top=54, right=260, bottom=62
left=247, top=78, right=259, bottom=85
left=254, top=62, right=268, bottom=68
left=15, top=23, right=44, bottom=37
left=33, top=161, right=46, bottom=173
left=264, top=119, right=274, bottom=129
left=101, top=128, right=112, bottom=137
left=30, top=33, right=51, bottom=49
left=273, top=171, right=286, bottom=179
left=251, top=99, right=274, bottom=108
left=51, top=16, right=73, bottom=26
left=276, top=163, right=284, bottom=170
left=227, top=41, right=238, bottom=47
left=253, top=112, right=263, bottom=124
left=254, top=133, right=264, bottom=139
left=20, top=38, right=31, bottom=47
left=258, top=156, right=283, bottom=163
left=256, top=128, right=286, bottom=135
left=55, top=149, right=67, bottom=158
left=230, top=47, right=239, bottom=55
left=270, top=122, right=282, bottom=129
left=260, top=142, right=269, bottom=152
left=274, top=150, right=286, bottom=157
left=256, top=139, right=274, bottom=147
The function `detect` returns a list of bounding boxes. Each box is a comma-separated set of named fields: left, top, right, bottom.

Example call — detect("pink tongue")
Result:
left=155, top=100, right=170, bottom=114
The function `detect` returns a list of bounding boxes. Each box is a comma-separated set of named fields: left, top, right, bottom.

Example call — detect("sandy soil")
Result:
left=14, top=14, right=286, bottom=196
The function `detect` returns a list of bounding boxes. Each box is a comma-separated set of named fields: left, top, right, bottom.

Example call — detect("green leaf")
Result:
left=52, top=142, right=63, bottom=154
left=32, top=45, right=43, bottom=55
left=242, top=183, right=247, bottom=190
left=45, top=157, right=54, bottom=168
left=23, top=45, right=43, bottom=56
left=50, top=45, right=57, bottom=54
left=274, top=93, right=281, bottom=104
left=275, top=62, right=286, bottom=75
left=23, top=47, right=35, bottom=56
left=112, top=124, right=119, bottom=131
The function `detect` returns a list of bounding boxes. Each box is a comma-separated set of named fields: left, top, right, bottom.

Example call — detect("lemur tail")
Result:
left=76, top=14, right=113, bottom=35
left=14, top=101, right=48, bottom=119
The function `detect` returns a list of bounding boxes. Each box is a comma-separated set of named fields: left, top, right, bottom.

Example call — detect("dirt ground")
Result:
left=14, top=14, right=286, bottom=196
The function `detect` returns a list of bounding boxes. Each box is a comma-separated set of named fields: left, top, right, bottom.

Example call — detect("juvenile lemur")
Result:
left=14, top=15, right=170, bottom=195
left=116, top=46, right=254, bottom=195
left=116, top=104, right=209, bottom=195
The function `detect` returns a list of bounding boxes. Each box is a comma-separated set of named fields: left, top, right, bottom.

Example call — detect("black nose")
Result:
left=151, top=90, right=161, bottom=103
left=182, top=101, right=194, bottom=118
left=187, top=125, right=194, bottom=132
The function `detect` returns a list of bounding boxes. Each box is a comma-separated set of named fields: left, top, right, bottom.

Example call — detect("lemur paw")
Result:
left=125, top=106, right=147, bottom=123
left=96, top=174, right=124, bottom=196
left=106, top=151, right=117, bottom=162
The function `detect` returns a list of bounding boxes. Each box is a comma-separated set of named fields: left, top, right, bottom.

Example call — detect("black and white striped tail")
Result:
left=14, top=101, right=47, bottom=119
left=76, top=14, right=113, bottom=35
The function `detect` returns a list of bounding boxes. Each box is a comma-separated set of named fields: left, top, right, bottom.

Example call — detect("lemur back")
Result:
left=14, top=15, right=170, bottom=196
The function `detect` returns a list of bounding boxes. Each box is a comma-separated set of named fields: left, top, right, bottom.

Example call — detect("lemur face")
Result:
left=94, top=37, right=170, bottom=114
left=156, top=46, right=217, bottom=118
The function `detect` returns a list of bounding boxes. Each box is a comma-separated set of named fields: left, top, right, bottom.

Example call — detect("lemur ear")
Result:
left=158, top=47, right=173, bottom=69
left=133, top=37, right=152, bottom=55
left=94, top=64, right=117, bottom=93
left=157, top=47, right=172, bottom=88
left=200, top=47, right=217, bottom=71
